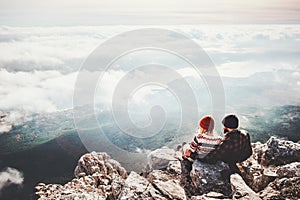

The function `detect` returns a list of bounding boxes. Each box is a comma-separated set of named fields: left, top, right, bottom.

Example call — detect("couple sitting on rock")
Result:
left=182, top=114, right=252, bottom=175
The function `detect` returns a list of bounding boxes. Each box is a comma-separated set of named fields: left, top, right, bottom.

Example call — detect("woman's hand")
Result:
left=183, top=149, right=191, bottom=158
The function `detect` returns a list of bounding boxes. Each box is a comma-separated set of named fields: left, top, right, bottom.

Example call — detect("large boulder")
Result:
left=239, top=137, right=300, bottom=192
left=74, top=151, right=127, bottom=179
left=118, top=171, right=166, bottom=200
left=276, top=162, right=300, bottom=178
left=259, top=177, right=300, bottom=199
left=190, top=160, right=231, bottom=196
left=36, top=152, right=127, bottom=199
left=238, top=155, right=277, bottom=192
left=147, top=170, right=186, bottom=200
left=230, top=173, right=261, bottom=200
left=146, top=147, right=180, bottom=172
left=259, top=137, right=300, bottom=166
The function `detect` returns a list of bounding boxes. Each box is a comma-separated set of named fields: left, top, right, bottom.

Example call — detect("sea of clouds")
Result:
left=0, top=25, right=299, bottom=116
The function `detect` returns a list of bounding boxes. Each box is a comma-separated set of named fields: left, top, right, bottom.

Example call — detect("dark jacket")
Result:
left=199, top=129, right=252, bottom=165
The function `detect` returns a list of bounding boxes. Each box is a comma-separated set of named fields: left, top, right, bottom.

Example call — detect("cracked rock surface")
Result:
left=36, top=137, right=300, bottom=200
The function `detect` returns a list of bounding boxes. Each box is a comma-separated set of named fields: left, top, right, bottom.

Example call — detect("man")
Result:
left=199, top=114, right=252, bottom=174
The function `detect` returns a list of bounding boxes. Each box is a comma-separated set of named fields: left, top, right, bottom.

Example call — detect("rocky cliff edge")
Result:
left=36, top=136, right=300, bottom=200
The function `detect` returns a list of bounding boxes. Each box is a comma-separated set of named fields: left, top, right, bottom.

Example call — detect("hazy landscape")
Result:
left=0, top=8, right=300, bottom=199
left=1, top=104, right=300, bottom=199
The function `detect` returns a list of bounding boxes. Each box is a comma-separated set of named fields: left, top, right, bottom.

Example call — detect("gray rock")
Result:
left=190, top=160, right=231, bottom=196
left=111, top=175, right=125, bottom=198
left=36, top=152, right=126, bottom=200
left=167, top=160, right=182, bottom=175
left=276, top=162, right=300, bottom=178
left=35, top=183, right=106, bottom=200
left=146, top=147, right=178, bottom=171
left=260, top=137, right=300, bottom=166
left=239, top=137, right=300, bottom=193
left=152, top=179, right=186, bottom=200
left=147, top=170, right=186, bottom=200
left=230, top=173, right=261, bottom=200
left=118, top=171, right=166, bottom=200
left=74, top=152, right=127, bottom=179
left=191, top=192, right=231, bottom=200
left=238, top=156, right=277, bottom=192
left=259, top=177, right=300, bottom=199
left=36, top=137, right=300, bottom=200
left=147, top=169, right=180, bottom=183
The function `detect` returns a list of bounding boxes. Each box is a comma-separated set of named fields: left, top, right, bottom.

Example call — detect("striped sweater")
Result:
left=188, top=133, right=223, bottom=158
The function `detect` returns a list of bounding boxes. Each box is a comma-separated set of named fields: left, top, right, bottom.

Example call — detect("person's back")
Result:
left=183, top=115, right=222, bottom=160
left=214, top=129, right=252, bottom=164
left=200, top=114, right=252, bottom=174
left=192, top=133, right=223, bottom=158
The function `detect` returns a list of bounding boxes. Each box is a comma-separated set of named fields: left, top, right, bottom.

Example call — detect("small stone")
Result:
left=201, top=179, right=208, bottom=184
left=79, top=172, right=86, bottom=177
left=167, top=160, right=182, bottom=175
left=35, top=191, right=44, bottom=195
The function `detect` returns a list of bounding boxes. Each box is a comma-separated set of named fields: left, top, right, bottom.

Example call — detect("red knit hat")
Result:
left=199, top=115, right=215, bottom=132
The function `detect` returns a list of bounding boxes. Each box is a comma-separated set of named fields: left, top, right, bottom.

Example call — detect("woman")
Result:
left=183, top=115, right=222, bottom=160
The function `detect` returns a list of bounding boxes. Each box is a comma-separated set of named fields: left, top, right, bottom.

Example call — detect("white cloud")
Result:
left=0, top=123, right=12, bottom=133
left=1, top=25, right=299, bottom=75
left=292, top=71, right=300, bottom=77
left=0, top=26, right=133, bottom=72
left=0, top=69, right=77, bottom=113
left=0, top=25, right=300, bottom=114
left=217, top=61, right=298, bottom=78
left=176, top=67, right=198, bottom=78
left=0, top=167, right=24, bottom=191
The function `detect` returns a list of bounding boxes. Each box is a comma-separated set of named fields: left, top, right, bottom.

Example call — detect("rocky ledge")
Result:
left=36, top=136, right=300, bottom=199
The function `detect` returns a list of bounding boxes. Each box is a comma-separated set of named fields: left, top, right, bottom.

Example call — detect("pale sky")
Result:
left=0, top=0, right=300, bottom=25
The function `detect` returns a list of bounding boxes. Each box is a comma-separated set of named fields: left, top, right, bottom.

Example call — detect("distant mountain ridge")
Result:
left=1, top=104, right=300, bottom=156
